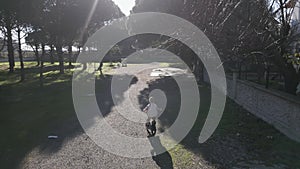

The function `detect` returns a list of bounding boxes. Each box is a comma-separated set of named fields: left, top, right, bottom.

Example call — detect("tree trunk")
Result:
left=77, top=46, right=81, bottom=56
left=34, top=44, right=40, bottom=66
left=6, top=24, right=15, bottom=73
left=82, top=46, right=87, bottom=70
left=76, top=46, right=81, bottom=63
left=68, top=45, right=73, bottom=66
left=284, top=64, right=299, bottom=95
left=50, top=45, right=54, bottom=64
left=238, top=64, right=242, bottom=79
left=265, top=66, right=270, bottom=89
left=199, top=64, right=204, bottom=82
left=56, top=45, right=64, bottom=74
left=17, top=27, right=25, bottom=81
left=40, top=44, right=45, bottom=87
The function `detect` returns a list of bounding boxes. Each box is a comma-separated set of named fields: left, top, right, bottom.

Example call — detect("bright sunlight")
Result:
left=112, top=0, right=135, bottom=16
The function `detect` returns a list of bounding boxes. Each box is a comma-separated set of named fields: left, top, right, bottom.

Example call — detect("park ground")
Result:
left=1, top=62, right=300, bottom=169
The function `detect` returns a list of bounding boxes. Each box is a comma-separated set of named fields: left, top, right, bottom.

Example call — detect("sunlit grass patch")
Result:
left=0, top=72, right=20, bottom=86
left=159, top=63, right=170, bottom=67
left=170, top=143, right=196, bottom=167
left=0, top=62, right=77, bottom=86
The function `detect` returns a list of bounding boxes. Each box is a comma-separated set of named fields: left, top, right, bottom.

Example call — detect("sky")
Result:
left=112, top=0, right=136, bottom=16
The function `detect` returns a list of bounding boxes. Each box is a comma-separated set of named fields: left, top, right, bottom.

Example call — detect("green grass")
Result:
left=169, top=143, right=196, bottom=167
left=217, top=99, right=300, bottom=167
left=0, top=61, right=113, bottom=169
left=0, top=62, right=300, bottom=168
left=164, top=84, right=300, bottom=168
left=0, top=62, right=74, bottom=168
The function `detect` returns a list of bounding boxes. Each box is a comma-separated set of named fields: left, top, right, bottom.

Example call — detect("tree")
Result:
left=25, top=31, right=42, bottom=66
left=132, top=0, right=300, bottom=94
left=0, top=0, right=41, bottom=80
left=264, top=0, right=300, bottom=94
left=0, top=0, right=18, bottom=73
left=40, top=0, right=123, bottom=74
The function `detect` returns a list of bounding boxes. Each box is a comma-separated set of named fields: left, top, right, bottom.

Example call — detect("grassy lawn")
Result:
left=0, top=62, right=75, bottom=168
left=0, top=62, right=300, bottom=168
left=0, top=62, right=112, bottom=168
left=170, top=86, right=300, bottom=168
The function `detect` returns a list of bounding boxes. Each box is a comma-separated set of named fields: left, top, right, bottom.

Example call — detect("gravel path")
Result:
left=20, top=63, right=216, bottom=169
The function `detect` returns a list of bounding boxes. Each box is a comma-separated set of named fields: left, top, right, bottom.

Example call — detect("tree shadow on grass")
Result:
left=0, top=71, right=137, bottom=169
left=148, top=136, right=174, bottom=169
left=0, top=79, right=80, bottom=169
left=37, top=73, right=139, bottom=154
left=138, top=76, right=300, bottom=168
left=137, top=76, right=251, bottom=168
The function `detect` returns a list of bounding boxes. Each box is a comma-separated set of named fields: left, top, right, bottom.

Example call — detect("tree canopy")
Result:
left=131, top=0, right=300, bottom=94
left=0, top=0, right=123, bottom=74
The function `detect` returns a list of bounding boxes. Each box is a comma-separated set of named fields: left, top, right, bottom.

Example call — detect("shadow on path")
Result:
left=95, top=74, right=138, bottom=117
left=148, top=136, right=174, bottom=169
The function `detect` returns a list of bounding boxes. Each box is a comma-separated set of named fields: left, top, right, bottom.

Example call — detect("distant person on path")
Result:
left=143, top=97, right=160, bottom=137
left=97, top=62, right=104, bottom=76
left=121, top=58, right=127, bottom=67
